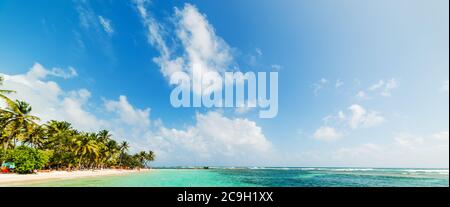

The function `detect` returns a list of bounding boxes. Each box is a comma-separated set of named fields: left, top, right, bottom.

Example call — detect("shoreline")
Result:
left=0, top=169, right=151, bottom=186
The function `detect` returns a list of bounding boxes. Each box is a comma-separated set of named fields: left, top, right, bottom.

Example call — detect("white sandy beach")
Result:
left=0, top=169, right=150, bottom=186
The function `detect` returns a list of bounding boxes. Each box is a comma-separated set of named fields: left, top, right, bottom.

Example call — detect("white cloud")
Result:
left=348, top=104, right=385, bottom=129
left=175, top=4, right=233, bottom=74
left=76, top=0, right=97, bottom=30
left=255, top=48, right=263, bottom=56
left=369, top=80, right=385, bottom=91
left=394, top=134, right=424, bottom=149
left=0, top=63, right=149, bottom=137
left=356, top=91, right=369, bottom=99
left=133, top=0, right=171, bottom=66
left=62, top=89, right=106, bottom=131
left=381, top=79, right=398, bottom=96
left=0, top=63, right=101, bottom=131
left=98, top=15, right=114, bottom=36
left=152, top=111, right=273, bottom=165
left=312, top=105, right=385, bottom=142
left=433, top=131, right=449, bottom=141
left=87, top=106, right=273, bottom=166
left=338, top=110, right=346, bottom=120
left=313, top=78, right=328, bottom=96
left=313, top=126, right=343, bottom=141
left=368, top=78, right=398, bottom=97
left=314, top=130, right=449, bottom=167
left=75, top=0, right=116, bottom=61
left=134, top=2, right=233, bottom=85
left=51, top=67, right=78, bottom=79
left=290, top=131, right=449, bottom=167
left=1, top=64, right=273, bottom=166
left=105, top=95, right=151, bottom=129
left=388, top=132, right=449, bottom=167
left=27, top=63, right=78, bottom=80
left=319, top=104, right=385, bottom=134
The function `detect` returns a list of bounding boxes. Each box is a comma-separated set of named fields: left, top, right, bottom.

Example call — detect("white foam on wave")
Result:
left=329, top=168, right=375, bottom=172
left=403, top=169, right=449, bottom=174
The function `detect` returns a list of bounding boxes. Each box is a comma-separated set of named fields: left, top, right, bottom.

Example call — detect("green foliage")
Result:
left=121, top=153, right=141, bottom=168
left=38, top=150, right=53, bottom=168
left=3, top=146, right=50, bottom=174
left=0, top=148, right=10, bottom=163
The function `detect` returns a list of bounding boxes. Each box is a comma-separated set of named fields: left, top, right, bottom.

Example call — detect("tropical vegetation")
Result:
left=0, top=76, right=155, bottom=174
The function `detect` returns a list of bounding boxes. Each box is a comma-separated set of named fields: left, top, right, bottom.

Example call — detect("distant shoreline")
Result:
left=0, top=169, right=151, bottom=186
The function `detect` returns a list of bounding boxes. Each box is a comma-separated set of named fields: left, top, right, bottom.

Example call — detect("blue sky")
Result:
left=0, top=0, right=448, bottom=167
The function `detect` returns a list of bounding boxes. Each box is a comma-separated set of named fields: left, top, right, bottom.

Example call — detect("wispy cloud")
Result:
left=314, top=104, right=385, bottom=141
left=355, top=78, right=399, bottom=99
left=313, top=126, right=343, bottom=141
left=368, top=78, right=398, bottom=97
left=133, top=1, right=233, bottom=82
left=369, top=80, right=385, bottom=91
left=347, top=104, right=385, bottom=129
left=26, top=63, right=78, bottom=80
left=356, top=91, right=370, bottom=100
left=335, top=79, right=344, bottom=88
left=98, top=15, right=114, bottom=36
left=313, top=78, right=328, bottom=96
left=74, top=0, right=116, bottom=62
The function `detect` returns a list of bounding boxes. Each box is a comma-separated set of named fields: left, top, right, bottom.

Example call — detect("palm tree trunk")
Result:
left=13, top=137, right=16, bottom=149
left=5, top=134, right=14, bottom=150
left=2, top=142, right=8, bottom=150
left=119, top=154, right=123, bottom=167
left=78, top=155, right=83, bottom=170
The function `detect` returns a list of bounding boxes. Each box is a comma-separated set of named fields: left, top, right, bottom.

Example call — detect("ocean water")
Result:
left=13, top=168, right=449, bottom=187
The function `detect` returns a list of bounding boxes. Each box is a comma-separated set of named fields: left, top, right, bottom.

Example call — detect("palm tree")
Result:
left=44, top=121, right=75, bottom=155
left=134, top=151, right=156, bottom=168
left=146, top=151, right=155, bottom=162
left=41, top=121, right=77, bottom=169
left=136, top=151, right=147, bottom=168
left=0, top=77, right=17, bottom=149
left=23, top=124, right=47, bottom=148
left=0, top=76, right=16, bottom=109
left=0, top=76, right=17, bottom=128
left=96, top=130, right=113, bottom=167
left=0, top=112, right=13, bottom=149
left=1, top=100, right=39, bottom=149
left=97, top=130, right=112, bottom=143
left=105, top=139, right=119, bottom=166
left=74, top=133, right=99, bottom=169
left=118, top=141, right=129, bottom=167
left=142, top=151, right=155, bottom=168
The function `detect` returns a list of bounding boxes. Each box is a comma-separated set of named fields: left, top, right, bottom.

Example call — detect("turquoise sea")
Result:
left=12, top=168, right=450, bottom=187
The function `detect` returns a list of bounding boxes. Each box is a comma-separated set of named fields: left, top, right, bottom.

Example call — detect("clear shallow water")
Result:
left=14, top=168, right=449, bottom=187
